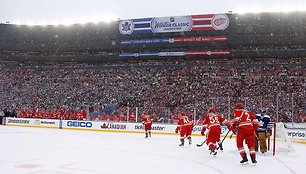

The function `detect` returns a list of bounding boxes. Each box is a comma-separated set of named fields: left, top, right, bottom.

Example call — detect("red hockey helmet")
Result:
left=181, top=112, right=186, bottom=116
left=208, top=107, right=216, bottom=113
left=143, top=111, right=147, bottom=115
left=235, top=103, right=244, bottom=109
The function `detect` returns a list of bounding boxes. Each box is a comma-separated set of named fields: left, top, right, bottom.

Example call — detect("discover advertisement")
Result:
left=286, top=128, right=306, bottom=141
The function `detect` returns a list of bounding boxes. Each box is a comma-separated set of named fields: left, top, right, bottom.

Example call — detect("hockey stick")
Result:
left=196, top=139, right=207, bottom=147
left=217, top=130, right=230, bottom=150
left=229, top=132, right=234, bottom=139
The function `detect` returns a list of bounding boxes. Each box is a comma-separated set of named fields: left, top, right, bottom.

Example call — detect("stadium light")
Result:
left=77, top=18, right=89, bottom=25
left=234, top=6, right=251, bottom=14
left=87, top=15, right=117, bottom=24
left=60, top=18, right=76, bottom=26
left=9, top=14, right=118, bottom=27
left=100, top=14, right=118, bottom=23
left=24, top=21, right=36, bottom=26
left=13, top=20, right=22, bottom=26
left=49, top=20, right=61, bottom=27
left=38, top=20, right=49, bottom=27
left=269, top=5, right=298, bottom=13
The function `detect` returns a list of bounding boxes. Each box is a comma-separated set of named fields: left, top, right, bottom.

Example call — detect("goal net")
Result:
left=272, top=122, right=295, bottom=155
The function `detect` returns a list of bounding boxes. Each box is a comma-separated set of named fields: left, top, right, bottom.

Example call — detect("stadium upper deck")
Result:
left=0, top=11, right=305, bottom=62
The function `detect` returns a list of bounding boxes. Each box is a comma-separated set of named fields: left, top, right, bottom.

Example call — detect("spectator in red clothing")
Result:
left=128, top=112, right=136, bottom=122
left=80, top=109, right=87, bottom=120
left=118, top=113, right=126, bottom=122
left=100, top=112, right=109, bottom=121
left=109, top=113, right=118, bottom=122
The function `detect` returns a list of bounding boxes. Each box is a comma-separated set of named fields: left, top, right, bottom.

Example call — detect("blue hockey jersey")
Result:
left=255, top=114, right=272, bottom=132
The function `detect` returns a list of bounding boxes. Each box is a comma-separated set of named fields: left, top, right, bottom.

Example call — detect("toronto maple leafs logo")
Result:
left=122, top=22, right=131, bottom=31
left=119, top=19, right=134, bottom=35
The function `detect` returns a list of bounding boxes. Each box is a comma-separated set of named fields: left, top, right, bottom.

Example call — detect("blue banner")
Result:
left=119, top=52, right=159, bottom=57
left=121, top=39, right=170, bottom=44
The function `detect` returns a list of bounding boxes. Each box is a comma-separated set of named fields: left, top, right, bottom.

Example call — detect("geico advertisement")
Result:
left=287, top=128, right=306, bottom=140
left=63, top=121, right=130, bottom=130
left=63, top=120, right=94, bottom=129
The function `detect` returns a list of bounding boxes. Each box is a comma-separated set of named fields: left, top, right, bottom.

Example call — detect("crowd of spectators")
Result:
left=0, top=11, right=305, bottom=125
left=0, top=57, right=304, bottom=123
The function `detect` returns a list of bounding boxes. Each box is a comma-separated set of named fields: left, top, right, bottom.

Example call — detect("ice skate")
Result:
left=179, top=142, right=184, bottom=146
left=240, top=155, right=248, bottom=164
left=210, top=149, right=217, bottom=156
left=251, top=155, right=257, bottom=164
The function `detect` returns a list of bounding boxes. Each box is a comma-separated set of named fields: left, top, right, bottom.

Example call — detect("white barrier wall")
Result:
left=61, top=120, right=211, bottom=135
left=4, top=118, right=230, bottom=136
left=4, top=118, right=305, bottom=141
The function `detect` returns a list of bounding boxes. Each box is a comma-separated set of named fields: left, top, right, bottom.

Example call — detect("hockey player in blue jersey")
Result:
left=255, top=109, right=273, bottom=154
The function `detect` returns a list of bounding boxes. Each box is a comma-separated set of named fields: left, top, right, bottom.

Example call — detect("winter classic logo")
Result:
left=119, top=19, right=134, bottom=35
left=151, top=16, right=192, bottom=33
left=211, top=14, right=229, bottom=30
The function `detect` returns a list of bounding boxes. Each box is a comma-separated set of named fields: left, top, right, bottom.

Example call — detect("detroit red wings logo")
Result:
left=214, top=18, right=227, bottom=26
left=211, top=14, right=229, bottom=30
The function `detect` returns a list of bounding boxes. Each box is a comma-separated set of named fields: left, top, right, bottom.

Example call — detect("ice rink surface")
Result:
left=0, top=126, right=305, bottom=174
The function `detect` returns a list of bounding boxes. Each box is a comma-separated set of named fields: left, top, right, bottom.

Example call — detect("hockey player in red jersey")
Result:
left=232, top=103, right=259, bottom=164
left=201, top=108, right=231, bottom=155
left=175, top=112, right=194, bottom=146
left=141, top=112, right=153, bottom=138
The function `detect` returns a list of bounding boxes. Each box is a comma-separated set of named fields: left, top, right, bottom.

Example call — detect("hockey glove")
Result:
left=201, top=127, right=206, bottom=136
left=266, top=130, right=272, bottom=137
left=225, top=122, right=232, bottom=131
left=231, top=124, right=237, bottom=134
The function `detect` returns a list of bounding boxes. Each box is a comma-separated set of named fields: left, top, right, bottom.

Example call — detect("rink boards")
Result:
left=3, top=117, right=228, bottom=136
left=3, top=117, right=306, bottom=143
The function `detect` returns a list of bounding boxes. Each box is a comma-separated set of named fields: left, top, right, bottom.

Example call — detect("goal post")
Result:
left=271, top=122, right=295, bottom=156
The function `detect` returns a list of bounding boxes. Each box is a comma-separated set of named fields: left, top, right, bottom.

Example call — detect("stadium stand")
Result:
left=0, top=12, right=305, bottom=123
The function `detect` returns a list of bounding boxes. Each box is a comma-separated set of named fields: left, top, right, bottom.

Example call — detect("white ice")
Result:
left=0, top=126, right=305, bottom=174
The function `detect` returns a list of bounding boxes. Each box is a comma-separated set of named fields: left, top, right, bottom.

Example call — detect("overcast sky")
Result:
left=0, top=0, right=306, bottom=25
